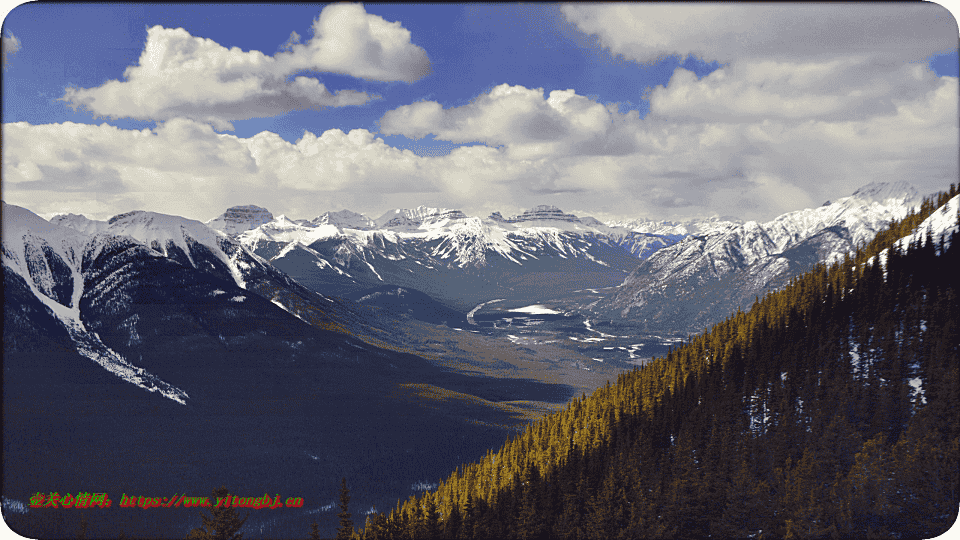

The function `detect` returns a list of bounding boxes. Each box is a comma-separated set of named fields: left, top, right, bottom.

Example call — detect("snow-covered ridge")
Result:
left=49, top=213, right=110, bottom=235
left=850, top=181, right=920, bottom=205
left=874, top=194, right=959, bottom=269
left=104, top=210, right=253, bottom=289
left=311, top=209, right=376, bottom=230
left=592, top=182, right=930, bottom=332
left=374, top=205, right=461, bottom=229
left=237, top=215, right=340, bottom=246
left=2, top=202, right=189, bottom=404
left=895, top=194, right=959, bottom=251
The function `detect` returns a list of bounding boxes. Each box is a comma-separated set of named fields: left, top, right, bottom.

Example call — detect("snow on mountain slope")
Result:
left=762, top=181, right=921, bottom=258
left=606, top=215, right=743, bottom=236
left=894, top=194, right=958, bottom=252
left=874, top=194, right=960, bottom=269
left=101, top=209, right=280, bottom=290
left=3, top=201, right=87, bottom=310
left=2, top=202, right=189, bottom=404
left=311, top=209, right=376, bottom=230
left=50, top=212, right=111, bottom=235
left=375, top=205, right=459, bottom=229
left=230, top=203, right=681, bottom=309
left=592, top=182, right=926, bottom=334
left=237, top=215, right=339, bottom=248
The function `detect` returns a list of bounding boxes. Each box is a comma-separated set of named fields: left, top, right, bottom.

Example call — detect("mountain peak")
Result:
left=504, top=205, right=580, bottom=223
left=312, top=210, right=376, bottom=230
left=374, top=206, right=462, bottom=229
left=206, top=205, right=274, bottom=235
left=50, top=213, right=110, bottom=235
left=850, top=181, right=920, bottom=205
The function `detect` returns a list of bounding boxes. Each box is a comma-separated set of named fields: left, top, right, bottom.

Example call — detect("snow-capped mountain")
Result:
left=229, top=204, right=680, bottom=311
left=205, top=204, right=274, bottom=235
left=375, top=205, right=466, bottom=229
left=49, top=212, right=111, bottom=235
left=311, top=209, right=377, bottom=230
left=874, top=193, right=959, bottom=269
left=591, top=182, right=925, bottom=334
left=605, top=215, right=744, bottom=236
left=2, top=202, right=190, bottom=403
left=4, top=200, right=610, bottom=540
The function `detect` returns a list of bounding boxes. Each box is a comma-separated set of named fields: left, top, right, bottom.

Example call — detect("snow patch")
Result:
left=513, top=304, right=561, bottom=315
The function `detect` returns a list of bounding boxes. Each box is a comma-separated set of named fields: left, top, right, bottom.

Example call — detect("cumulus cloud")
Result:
left=7, top=65, right=956, bottom=223
left=2, top=32, right=21, bottom=68
left=379, top=84, right=641, bottom=159
left=7, top=5, right=958, bottom=223
left=59, top=4, right=430, bottom=129
left=561, top=3, right=958, bottom=64
left=282, top=3, right=432, bottom=83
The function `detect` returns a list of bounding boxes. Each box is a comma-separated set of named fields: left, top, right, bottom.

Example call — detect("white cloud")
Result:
left=648, top=59, right=945, bottom=123
left=561, top=4, right=958, bottom=64
left=59, top=4, right=430, bottom=129
left=283, top=3, right=432, bottom=83
left=2, top=32, right=21, bottom=68
left=6, top=2, right=958, bottom=224
left=379, top=84, right=641, bottom=160
left=7, top=66, right=956, bottom=223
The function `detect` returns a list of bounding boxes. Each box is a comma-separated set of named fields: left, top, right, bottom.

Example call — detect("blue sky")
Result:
left=2, top=3, right=958, bottom=223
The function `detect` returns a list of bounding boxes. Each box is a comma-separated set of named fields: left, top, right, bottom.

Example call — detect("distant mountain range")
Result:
left=193, top=181, right=923, bottom=333
left=588, top=181, right=923, bottom=334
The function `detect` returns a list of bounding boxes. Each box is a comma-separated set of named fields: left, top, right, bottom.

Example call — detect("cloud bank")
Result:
left=5, top=4, right=957, bottom=223
left=560, top=4, right=958, bottom=65
left=6, top=62, right=956, bottom=223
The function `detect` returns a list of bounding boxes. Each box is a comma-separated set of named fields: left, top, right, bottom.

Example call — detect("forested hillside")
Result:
left=360, top=186, right=960, bottom=540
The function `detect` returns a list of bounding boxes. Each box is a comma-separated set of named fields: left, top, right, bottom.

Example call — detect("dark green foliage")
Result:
left=309, top=522, right=322, bottom=540
left=362, top=187, right=960, bottom=538
left=336, top=477, right=354, bottom=540
left=187, top=486, right=249, bottom=540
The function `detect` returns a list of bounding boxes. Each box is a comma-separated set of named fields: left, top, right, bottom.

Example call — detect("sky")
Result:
left=1, top=2, right=958, bottom=224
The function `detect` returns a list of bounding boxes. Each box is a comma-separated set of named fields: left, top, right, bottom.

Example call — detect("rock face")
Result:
left=205, top=205, right=274, bottom=235
left=505, top=205, right=581, bottom=223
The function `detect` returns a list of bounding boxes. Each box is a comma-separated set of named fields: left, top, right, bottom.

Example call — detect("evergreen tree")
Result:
left=443, top=502, right=462, bottom=540
left=76, top=513, right=88, bottom=540
left=423, top=495, right=440, bottom=540
left=360, top=186, right=960, bottom=540
left=308, top=522, right=322, bottom=540
left=187, top=486, right=249, bottom=540
left=336, top=477, right=354, bottom=540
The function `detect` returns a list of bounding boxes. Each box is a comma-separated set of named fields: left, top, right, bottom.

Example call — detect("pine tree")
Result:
left=443, top=502, right=462, bottom=540
left=187, top=486, right=249, bottom=540
left=336, top=477, right=354, bottom=540
left=76, top=513, right=88, bottom=540
left=308, top=522, right=322, bottom=540
left=423, top=495, right=440, bottom=540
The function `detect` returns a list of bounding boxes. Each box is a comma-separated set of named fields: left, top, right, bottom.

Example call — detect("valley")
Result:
left=1, top=181, right=939, bottom=538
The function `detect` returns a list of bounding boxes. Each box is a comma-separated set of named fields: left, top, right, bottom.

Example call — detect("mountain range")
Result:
left=1, top=180, right=933, bottom=537
left=2, top=202, right=609, bottom=538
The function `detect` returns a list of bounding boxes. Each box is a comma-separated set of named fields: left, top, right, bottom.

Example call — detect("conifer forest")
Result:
left=358, top=187, right=960, bottom=540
